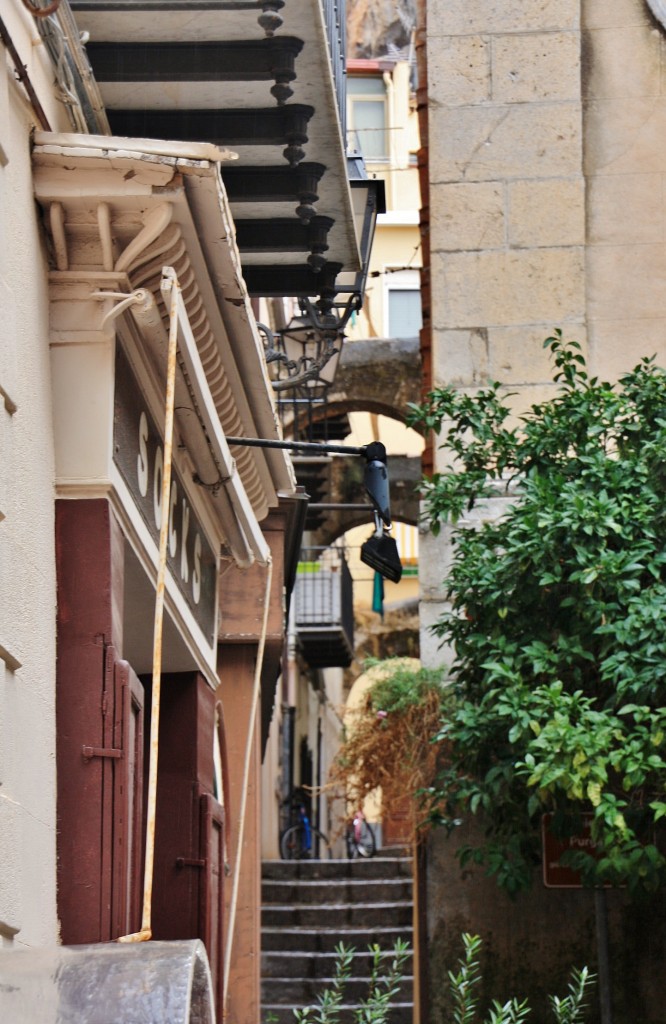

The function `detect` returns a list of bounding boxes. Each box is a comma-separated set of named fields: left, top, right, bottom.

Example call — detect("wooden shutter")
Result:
left=111, top=659, right=145, bottom=937
left=199, top=791, right=225, bottom=1014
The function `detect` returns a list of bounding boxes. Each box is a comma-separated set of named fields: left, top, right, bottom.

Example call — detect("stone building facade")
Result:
left=0, top=1, right=365, bottom=1021
left=418, top=1, right=666, bottom=1021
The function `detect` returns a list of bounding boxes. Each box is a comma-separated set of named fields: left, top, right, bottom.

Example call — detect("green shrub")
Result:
left=447, top=934, right=593, bottom=1024
left=293, top=939, right=410, bottom=1024
left=409, top=334, right=666, bottom=893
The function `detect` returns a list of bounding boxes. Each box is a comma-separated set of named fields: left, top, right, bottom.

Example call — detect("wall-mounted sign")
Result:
left=542, top=812, right=598, bottom=888
left=114, top=345, right=216, bottom=642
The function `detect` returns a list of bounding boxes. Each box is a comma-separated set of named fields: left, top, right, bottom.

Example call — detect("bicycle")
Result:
left=345, top=806, right=376, bottom=859
left=279, top=789, right=332, bottom=860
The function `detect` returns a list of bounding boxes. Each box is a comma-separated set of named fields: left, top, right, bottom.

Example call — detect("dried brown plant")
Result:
left=327, top=660, right=451, bottom=843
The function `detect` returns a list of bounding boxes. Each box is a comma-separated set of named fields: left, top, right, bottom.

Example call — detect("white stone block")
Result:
left=508, top=178, right=585, bottom=248
left=488, top=324, right=587, bottom=383
left=429, top=36, right=490, bottom=106
left=587, top=243, right=666, bottom=321
left=492, top=32, right=581, bottom=103
left=428, top=0, right=579, bottom=36
left=587, top=173, right=664, bottom=244
left=583, top=0, right=650, bottom=30
left=584, top=25, right=661, bottom=100
left=584, top=97, right=666, bottom=177
left=587, top=318, right=666, bottom=381
left=429, top=103, right=582, bottom=183
left=432, top=248, right=585, bottom=328
left=431, top=181, right=505, bottom=251
left=432, top=328, right=490, bottom=387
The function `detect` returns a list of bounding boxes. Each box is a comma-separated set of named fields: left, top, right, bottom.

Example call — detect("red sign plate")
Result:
left=541, top=813, right=598, bottom=888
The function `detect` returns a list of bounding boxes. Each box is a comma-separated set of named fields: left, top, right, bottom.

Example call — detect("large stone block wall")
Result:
left=583, top=0, right=666, bottom=378
left=421, top=4, right=666, bottom=1019
left=426, top=0, right=585, bottom=421
left=422, top=0, right=666, bottom=653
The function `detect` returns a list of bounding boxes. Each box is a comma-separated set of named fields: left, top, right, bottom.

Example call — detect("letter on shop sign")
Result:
left=137, top=416, right=203, bottom=606
left=137, top=412, right=149, bottom=497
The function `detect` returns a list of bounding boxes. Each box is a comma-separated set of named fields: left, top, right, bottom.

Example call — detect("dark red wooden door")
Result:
left=199, top=792, right=226, bottom=1013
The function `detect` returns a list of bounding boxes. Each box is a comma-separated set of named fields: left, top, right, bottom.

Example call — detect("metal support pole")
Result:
left=118, top=271, right=179, bottom=943
left=225, top=435, right=366, bottom=457
left=594, top=888, right=613, bottom=1024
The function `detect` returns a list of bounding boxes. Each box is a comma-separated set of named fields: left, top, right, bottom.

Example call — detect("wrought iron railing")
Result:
left=293, top=545, right=354, bottom=667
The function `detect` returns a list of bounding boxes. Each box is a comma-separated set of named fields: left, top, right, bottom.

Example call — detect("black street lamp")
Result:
left=225, top=435, right=403, bottom=582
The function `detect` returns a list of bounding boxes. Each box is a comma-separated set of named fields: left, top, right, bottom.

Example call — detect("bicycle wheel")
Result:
left=280, top=825, right=307, bottom=860
left=280, top=825, right=332, bottom=860
left=350, top=820, right=376, bottom=858
left=310, top=827, right=332, bottom=860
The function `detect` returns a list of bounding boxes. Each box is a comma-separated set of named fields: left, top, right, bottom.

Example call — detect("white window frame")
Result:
left=384, top=268, right=422, bottom=339
left=347, top=77, right=388, bottom=163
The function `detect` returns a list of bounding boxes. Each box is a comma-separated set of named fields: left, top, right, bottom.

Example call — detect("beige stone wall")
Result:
left=583, top=0, right=666, bottom=378
left=421, top=3, right=666, bottom=1016
left=425, top=0, right=666, bottom=423
left=423, top=0, right=586, bottom=658
left=422, top=0, right=666, bottom=669
left=427, top=0, right=585, bottom=421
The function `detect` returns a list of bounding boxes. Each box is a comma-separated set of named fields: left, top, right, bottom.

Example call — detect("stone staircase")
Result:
left=261, top=854, right=414, bottom=1023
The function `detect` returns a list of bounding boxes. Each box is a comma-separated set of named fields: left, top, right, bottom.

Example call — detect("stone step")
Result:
left=262, top=974, right=414, bottom=1004
left=262, top=900, right=413, bottom=929
left=262, top=925, right=413, bottom=954
left=262, top=856, right=412, bottom=881
left=261, top=854, right=414, bottom=1024
left=262, top=948, right=415, bottom=980
left=262, top=876, right=413, bottom=905
left=261, top=1002, right=413, bottom=1024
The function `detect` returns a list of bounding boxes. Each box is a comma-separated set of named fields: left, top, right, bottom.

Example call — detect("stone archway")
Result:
left=304, top=336, right=423, bottom=546
left=332, top=336, right=422, bottom=419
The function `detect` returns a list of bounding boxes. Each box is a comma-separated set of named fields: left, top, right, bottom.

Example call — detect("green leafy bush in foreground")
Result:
left=448, top=934, right=593, bottom=1024
left=293, top=939, right=410, bottom=1024
left=287, top=933, right=592, bottom=1024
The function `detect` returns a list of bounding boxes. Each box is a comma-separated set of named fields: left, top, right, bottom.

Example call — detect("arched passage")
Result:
left=332, top=336, right=423, bottom=418
left=299, top=336, right=423, bottom=547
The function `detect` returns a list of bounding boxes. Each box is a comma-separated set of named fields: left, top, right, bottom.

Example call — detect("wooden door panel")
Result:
left=199, top=792, right=225, bottom=1014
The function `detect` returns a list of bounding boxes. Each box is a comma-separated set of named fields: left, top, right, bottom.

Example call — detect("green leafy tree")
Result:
left=409, top=332, right=666, bottom=893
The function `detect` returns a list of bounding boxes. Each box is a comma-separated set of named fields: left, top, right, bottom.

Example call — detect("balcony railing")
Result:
left=322, top=0, right=347, bottom=143
left=293, top=546, right=354, bottom=668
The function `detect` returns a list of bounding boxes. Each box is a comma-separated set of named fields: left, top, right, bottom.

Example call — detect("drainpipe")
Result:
left=383, top=70, right=395, bottom=208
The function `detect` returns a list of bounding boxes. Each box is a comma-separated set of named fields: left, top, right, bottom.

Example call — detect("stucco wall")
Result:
left=0, top=4, right=72, bottom=947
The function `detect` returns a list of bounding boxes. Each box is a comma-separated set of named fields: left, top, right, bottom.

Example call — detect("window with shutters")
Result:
left=150, top=674, right=229, bottom=1016
left=199, top=791, right=226, bottom=1012
left=386, top=268, right=422, bottom=339
left=347, top=77, right=388, bottom=162
left=111, top=659, right=145, bottom=937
